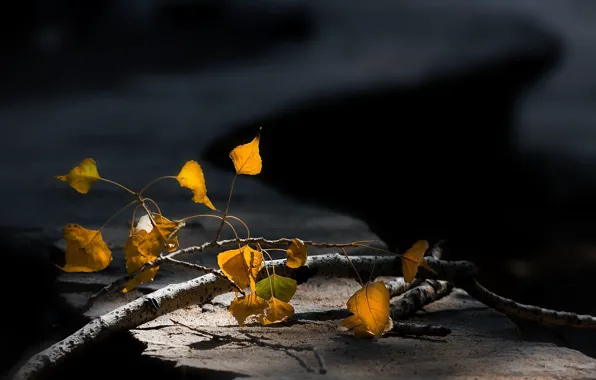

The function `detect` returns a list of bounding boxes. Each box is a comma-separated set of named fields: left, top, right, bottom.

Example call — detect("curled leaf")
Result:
left=176, top=160, right=217, bottom=210
left=286, top=238, right=307, bottom=268
left=59, top=224, right=112, bottom=272
left=55, top=158, right=100, bottom=194
left=122, top=214, right=181, bottom=292
left=229, top=133, right=262, bottom=175
left=401, top=240, right=429, bottom=283
left=229, top=293, right=268, bottom=327
left=255, top=274, right=297, bottom=303
left=259, top=297, right=294, bottom=325
left=339, top=281, right=391, bottom=338
left=217, top=245, right=263, bottom=290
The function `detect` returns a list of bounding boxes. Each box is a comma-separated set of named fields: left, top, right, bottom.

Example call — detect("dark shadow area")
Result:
left=7, top=331, right=246, bottom=380
left=0, top=0, right=314, bottom=102
left=203, top=28, right=562, bottom=270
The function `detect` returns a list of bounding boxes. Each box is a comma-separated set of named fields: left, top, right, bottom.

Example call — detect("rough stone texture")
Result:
left=129, top=278, right=596, bottom=379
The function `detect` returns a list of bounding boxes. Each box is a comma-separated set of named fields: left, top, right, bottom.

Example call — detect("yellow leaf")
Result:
left=152, top=214, right=182, bottom=252
left=229, top=134, right=262, bottom=175
left=339, top=314, right=393, bottom=339
left=122, top=214, right=181, bottom=292
left=259, top=297, right=294, bottom=325
left=286, top=238, right=307, bottom=268
left=339, top=281, right=391, bottom=338
left=59, top=224, right=112, bottom=272
left=401, top=240, right=429, bottom=283
left=176, top=160, right=217, bottom=210
left=55, top=158, right=100, bottom=194
left=229, top=293, right=268, bottom=327
left=217, top=245, right=263, bottom=290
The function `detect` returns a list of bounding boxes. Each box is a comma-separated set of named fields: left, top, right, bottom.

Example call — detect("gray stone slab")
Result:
left=130, top=279, right=596, bottom=379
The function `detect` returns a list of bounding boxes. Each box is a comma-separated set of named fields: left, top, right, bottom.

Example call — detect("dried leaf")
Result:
left=286, top=238, right=307, bottom=268
left=259, top=297, right=294, bottom=325
left=339, top=281, right=391, bottom=338
left=255, top=274, right=297, bottom=303
left=151, top=214, right=182, bottom=252
left=229, top=293, right=268, bottom=327
left=59, top=224, right=112, bottom=272
left=176, top=160, right=217, bottom=210
left=401, top=240, right=429, bottom=283
left=217, top=245, right=263, bottom=290
left=122, top=214, right=181, bottom=292
left=229, top=135, right=262, bottom=175
left=55, top=158, right=100, bottom=194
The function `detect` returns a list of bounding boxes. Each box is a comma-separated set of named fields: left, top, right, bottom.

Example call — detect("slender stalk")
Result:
left=214, top=174, right=237, bottom=241
left=99, top=178, right=137, bottom=196
left=138, top=175, right=176, bottom=196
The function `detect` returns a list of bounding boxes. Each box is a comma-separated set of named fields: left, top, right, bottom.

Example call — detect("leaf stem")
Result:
left=89, top=199, right=139, bottom=245
left=138, top=175, right=177, bottom=196
left=214, top=173, right=237, bottom=241
left=341, top=247, right=363, bottom=287
left=261, top=247, right=275, bottom=298
left=99, top=178, right=138, bottom=196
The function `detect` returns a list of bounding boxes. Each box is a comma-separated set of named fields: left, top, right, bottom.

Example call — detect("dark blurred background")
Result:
left=2, top=0, right=596, bottom=377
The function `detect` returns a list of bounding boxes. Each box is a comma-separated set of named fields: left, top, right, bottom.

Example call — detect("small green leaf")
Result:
left=255, top=274, right=297, bottom=302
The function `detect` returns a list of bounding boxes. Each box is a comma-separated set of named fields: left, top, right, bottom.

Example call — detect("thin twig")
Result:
left=171, top=319, right=327, bottom=374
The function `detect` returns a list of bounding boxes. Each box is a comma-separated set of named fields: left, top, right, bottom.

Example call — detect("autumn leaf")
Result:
left=229, top=293, right=268, bottom=327
left=58, top=224, right=112, bottom=272
left=176, top=160, right=217, bottom=210
left=217, top=245, right=263, bottom=290
left=401, top=240, right=430, bottom=283
left=55, top=158, right=100, bottom=194
left=229, top=134, right=262, bottom=175
left=339, top=281, right=391, bottom=338
left=286, top=238, right=307, bottom=268
left=122, top=214, right=181, bottom=292
left=255, top=274, right=297, bottom=303
left=259, top=297, right=294, bottom=325
left=151, top=214, right=183, bottom=251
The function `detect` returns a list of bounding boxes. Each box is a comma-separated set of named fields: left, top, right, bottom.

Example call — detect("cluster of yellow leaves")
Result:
left=218, top=238, right=305, bottom=326
left=54, top=132, right=262, bottom=293
left=123, top=214, right=183, bottom=292
left=55, top=133, right=436, bottom=342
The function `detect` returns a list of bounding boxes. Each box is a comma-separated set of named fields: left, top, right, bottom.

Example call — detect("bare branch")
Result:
left=390, top=280, right=453, bottom=320
left=460, top=279, right=596, bottom=329
left=14, top=274, right=235, bottom=380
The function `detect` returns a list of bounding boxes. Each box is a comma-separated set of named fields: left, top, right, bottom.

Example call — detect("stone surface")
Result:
left=126, top=278, right=596, bottom=379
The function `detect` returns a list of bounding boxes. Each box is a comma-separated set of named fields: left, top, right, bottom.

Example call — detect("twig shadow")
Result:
left=189, top=339, right=232, bottom=350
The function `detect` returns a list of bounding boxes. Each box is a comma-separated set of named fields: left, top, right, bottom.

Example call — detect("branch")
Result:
left=260, top=254, right=478, bottom=284
left=390, top=280, right=453, bottom=320
left=17, top=253, right=427, bottom=380
left=14, top=274, right=235, bottom=380
left=460, top=279, right=596, bottom=329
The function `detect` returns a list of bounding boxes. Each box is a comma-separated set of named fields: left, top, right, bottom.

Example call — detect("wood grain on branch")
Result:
left=460, top=279, right=596, bottom=329
left=390, top=280, right=453, bottom=320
